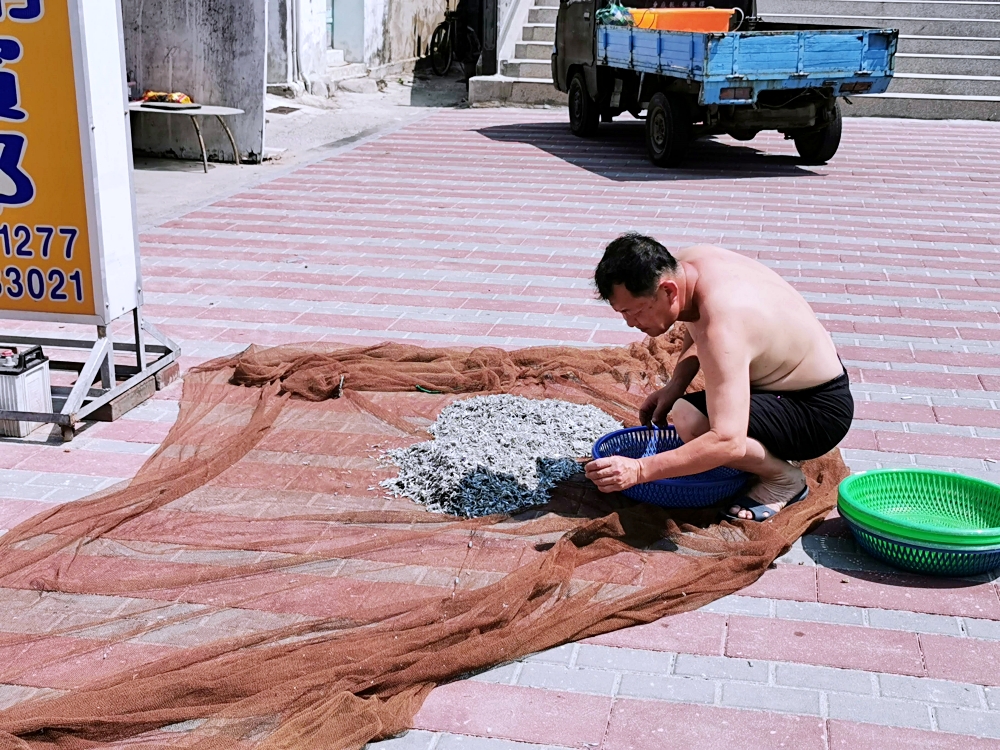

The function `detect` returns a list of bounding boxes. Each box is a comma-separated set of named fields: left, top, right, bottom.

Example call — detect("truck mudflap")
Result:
left=597, top=25, right=897, bottom=105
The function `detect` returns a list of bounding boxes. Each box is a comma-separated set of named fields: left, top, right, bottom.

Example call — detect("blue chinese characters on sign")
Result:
left=1, top=1, right=43, bottom=23
left=0, top=133, right=33, bottom=206
left=0, top=37, right=26, bottom=121
left=0, top=4, right=39, bottom=208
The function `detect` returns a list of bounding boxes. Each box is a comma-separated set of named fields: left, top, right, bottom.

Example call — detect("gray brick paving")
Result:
left=368, top=730, right=437, bottom=749
left=0, top=684, right=62, bottom=712
left=516, top=663, right=617, bottom=696
left=866, top=609, right=965, bottom=637
left=963, top=618, right=1000, bottom=641
left=522, top=644, right=574, bottom=665
left=878, top=674, right=983, bottom=708
left=120, top=401, right=180, bottom=422
left=720, top=682, right=822, bottom=716
left=74, top=438, right=159, bottom=456
left=23, top=472, right=119, bottom=490
left=575, top=643, right=675, bottom=674
left=695, top=593, right=1000, bottom=644
left=914, top=455, right=995, bottom=471
left=936, top=707, right=1000, bottom=740
left=774, top=663, right=874, bottom=695
left=775, top=538, right=815, bottom=567
left=987, top=687, right=1000, bottom=711
left=0, top=479, right=59, bottom=502
left=905, top=423, right=977, bottom=437
left=773, top=600, right=865, bottom=626
left=701, top=595, right=772, bottom=617
left=616, top=673, right=717, bottom=704
left=469, top=663, right=519, bottom=685
left=826, top=693, right=934, bottom=730
left=673, top=654, right=769, bottom=683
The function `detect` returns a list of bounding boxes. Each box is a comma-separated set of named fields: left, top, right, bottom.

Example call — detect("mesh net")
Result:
left=0, top=331, right=847, bottom=750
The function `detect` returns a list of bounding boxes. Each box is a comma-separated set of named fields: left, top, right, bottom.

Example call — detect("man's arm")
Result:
left=669, top=335, right=701, bottom=397
left=640, top=328, right=700, bottom=426
left=644, top=321, right=751, bottom=477
left=587, top=320, right=752, bottom=491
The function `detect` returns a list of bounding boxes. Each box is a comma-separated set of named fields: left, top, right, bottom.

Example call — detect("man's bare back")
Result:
left=586, top=233, right=854, bottom=522
left=676, top=245, right=843, bottom=392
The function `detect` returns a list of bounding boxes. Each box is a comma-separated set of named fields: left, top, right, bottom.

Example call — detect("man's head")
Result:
left=594, top=233, right=682, bottom=337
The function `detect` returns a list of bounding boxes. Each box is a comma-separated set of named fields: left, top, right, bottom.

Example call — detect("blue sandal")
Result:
left=723, top=485, right=809, bottom=523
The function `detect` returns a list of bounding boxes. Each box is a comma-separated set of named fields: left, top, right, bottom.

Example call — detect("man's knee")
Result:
left=671, top=399, right=710, bottom=443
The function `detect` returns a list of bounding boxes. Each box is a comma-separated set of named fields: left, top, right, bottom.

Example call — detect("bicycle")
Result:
left=429, top=6, right=481, bottom=76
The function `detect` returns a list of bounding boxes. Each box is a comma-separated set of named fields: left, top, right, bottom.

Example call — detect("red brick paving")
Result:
left=604, top=699, right=827, bottom=750
left=826, top=721, right=999, bottom=749
left=815, top=569, right=1000, bottom=619
left=921, top=634, right=1000, bottom=687
left=725, top=616, right=926, bottom=676
left=413, top=681, right=613, bottom=747
left=584, top=610, right=728, bottom=656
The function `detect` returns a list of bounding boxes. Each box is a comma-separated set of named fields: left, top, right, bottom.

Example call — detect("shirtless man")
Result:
left=584, top=233, right=853, bottom=521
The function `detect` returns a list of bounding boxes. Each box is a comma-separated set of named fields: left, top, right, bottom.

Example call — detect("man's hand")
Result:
left=585, top=456, right=643, bottom=493
left=639, top=387, right=677, bottom=427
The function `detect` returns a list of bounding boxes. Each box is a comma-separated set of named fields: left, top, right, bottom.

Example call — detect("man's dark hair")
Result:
left=594, top=233, right=678, bottom=301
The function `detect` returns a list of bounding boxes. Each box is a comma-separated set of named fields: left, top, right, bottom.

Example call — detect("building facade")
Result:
left=267, top=0, right=447, bottom=95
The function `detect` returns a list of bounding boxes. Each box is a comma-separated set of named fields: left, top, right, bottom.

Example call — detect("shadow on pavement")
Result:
left=134, top=156, right=216, bottom=172
left=478, top=120, right=818, bottom=181
left=409, top=57, right=471, bottom=108
left=803, top=517, right=1000, bottom=588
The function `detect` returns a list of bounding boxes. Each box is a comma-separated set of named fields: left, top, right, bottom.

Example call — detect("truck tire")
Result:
left=793, top=102, right=842, bottom=164
left=645, top=92, right=690, bottom=167
left=569, top=72, right=599, bottom=137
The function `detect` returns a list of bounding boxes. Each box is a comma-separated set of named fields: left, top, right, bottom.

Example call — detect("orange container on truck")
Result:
left=629, top=8, right=738, bottom=32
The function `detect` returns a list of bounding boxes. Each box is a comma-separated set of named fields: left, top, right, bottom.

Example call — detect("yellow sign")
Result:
left=0, top=0, right=95, bottom=318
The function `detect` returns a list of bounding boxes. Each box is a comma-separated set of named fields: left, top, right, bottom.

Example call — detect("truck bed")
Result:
left=597, top=21, right=897, bottom=105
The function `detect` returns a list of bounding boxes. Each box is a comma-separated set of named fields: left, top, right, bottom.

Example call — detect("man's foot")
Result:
left=726, top=464, right=808, bottom=522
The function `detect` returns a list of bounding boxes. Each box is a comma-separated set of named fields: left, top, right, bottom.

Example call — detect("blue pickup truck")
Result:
left=552, top=0, right=897, bottom=165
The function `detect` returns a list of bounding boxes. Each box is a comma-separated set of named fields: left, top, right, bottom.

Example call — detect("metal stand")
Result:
left=189, top=114, right=242, bottom=174
left=0, top=307, right=180, bottom=441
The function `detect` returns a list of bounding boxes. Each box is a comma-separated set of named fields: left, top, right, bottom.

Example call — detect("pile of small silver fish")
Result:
left=381, top=394, right=622, bottom=517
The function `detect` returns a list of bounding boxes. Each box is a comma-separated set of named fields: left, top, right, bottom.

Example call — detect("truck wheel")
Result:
left=645, top=92, right=690, bottom=167
left=569, top=72, right=599, bottom=137
left=793, top=102, right=842, bottom=164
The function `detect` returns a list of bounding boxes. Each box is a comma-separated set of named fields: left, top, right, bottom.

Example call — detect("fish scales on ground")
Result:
left=381, top=394, right=622, bottom=517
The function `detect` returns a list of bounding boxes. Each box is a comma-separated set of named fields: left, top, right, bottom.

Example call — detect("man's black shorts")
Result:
left=677, top=370, right=854, bottom=462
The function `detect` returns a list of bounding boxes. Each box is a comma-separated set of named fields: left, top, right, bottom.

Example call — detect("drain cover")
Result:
left=267, top=106, right=299, bottom=115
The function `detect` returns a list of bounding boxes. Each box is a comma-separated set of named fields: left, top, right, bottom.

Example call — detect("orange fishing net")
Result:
left=0, top=332, right=847, bottom=749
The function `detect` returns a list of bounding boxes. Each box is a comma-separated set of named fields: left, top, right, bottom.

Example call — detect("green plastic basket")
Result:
left=838, top=469, right=1000, bottom=576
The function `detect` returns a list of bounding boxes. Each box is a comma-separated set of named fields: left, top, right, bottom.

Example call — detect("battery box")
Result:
left=0, top=345, right=53, bottom=438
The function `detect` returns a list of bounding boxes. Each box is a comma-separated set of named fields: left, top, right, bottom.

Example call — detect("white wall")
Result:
left=316, top=0, right=446, bottom=71
left=373, top=0, right=444, bottom=67
left=123, top=0, right=268, bottom=163
left=297, top=0, right=329, bottom=80
left=268, top=0, right=290, bottom=83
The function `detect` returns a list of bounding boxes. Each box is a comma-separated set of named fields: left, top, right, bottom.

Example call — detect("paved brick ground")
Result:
left=1, top=109, right=999, bottom=748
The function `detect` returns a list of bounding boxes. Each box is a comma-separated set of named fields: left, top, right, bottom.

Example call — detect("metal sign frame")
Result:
left=0, top=0, right=179, bottom=440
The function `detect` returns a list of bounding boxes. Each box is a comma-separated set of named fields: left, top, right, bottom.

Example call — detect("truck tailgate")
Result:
left=598, top=25, right=897, bottom=105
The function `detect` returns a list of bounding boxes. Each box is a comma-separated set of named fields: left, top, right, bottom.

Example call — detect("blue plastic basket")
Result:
left=592, top=426, right=750, bottom=508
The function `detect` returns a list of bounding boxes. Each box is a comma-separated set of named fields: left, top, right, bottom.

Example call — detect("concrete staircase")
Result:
left=469, top=0, right=567, bottom=106
left=757, top=0, right=1000, bottom=120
